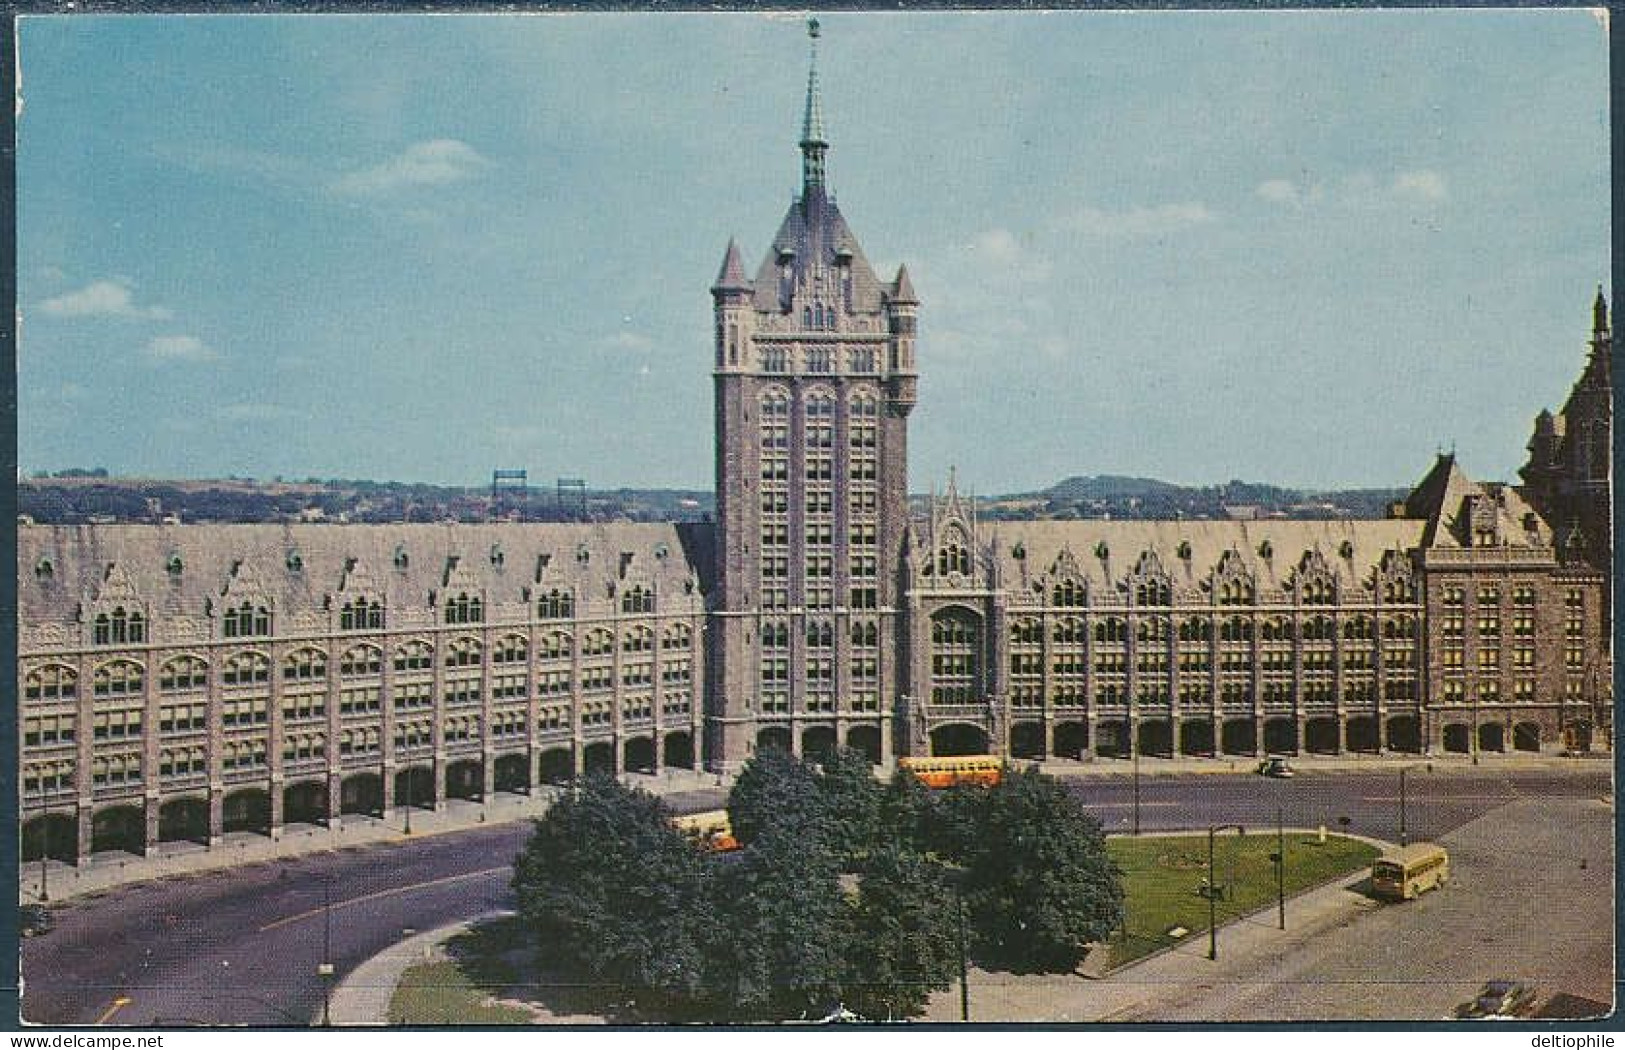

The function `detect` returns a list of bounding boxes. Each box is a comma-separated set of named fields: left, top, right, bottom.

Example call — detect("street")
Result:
left=19, top=765, right=1610, bottom=1025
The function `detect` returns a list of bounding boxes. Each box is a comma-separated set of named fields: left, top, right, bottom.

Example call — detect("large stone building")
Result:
left=16, top=27, right=1611, bottom=864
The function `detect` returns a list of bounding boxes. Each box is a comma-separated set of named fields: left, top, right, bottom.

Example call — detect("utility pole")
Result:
left=318, top=876, right=335, bottom=1027
left=956, top=893, right=970, bottom=1022
left=1276, top=804, right=1285, bottom=931
left=1398, top=766, right=1408, bottom=847
left=1132, top=736, right=1141, bottom=836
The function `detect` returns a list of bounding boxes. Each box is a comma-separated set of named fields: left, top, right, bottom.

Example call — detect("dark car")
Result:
left=1256, top=756, right=1295, bottom=778
left=19, top=904, right=53, bottom=938
left=1453, top=980, right=1537, bottom=1019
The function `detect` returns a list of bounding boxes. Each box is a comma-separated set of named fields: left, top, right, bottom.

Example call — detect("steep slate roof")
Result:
left=1403, top=453, right=1551, bottom=549
left=982, top=518, right=1426, bottom=603
left=750, top=195, right=887, bottom=316
left=19, top=523, right=713, bottom=641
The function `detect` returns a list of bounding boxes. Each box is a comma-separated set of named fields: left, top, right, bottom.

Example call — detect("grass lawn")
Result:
left=1105, top=832, right=1379, bottom=968
left=387, top=959, right=535, bottom=1025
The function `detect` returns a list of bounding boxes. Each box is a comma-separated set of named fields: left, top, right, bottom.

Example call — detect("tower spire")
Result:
left=800, top=17, right=828, bottom=194
left=1593, top=284, right=1609, bottom=336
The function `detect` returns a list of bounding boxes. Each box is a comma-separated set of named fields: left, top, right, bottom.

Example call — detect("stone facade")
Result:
left=16, top=27, right=1612, bottom=865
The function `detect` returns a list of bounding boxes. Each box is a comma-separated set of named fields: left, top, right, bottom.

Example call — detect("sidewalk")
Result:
left=326, top=912, right=516, bottom=1026
left=921, top=856, right=1388, bottom=1022
left=23, top=750, right=1602, bottom=903
left=22, top=767, right=726, bottom=904
left=326, top=827, right=1396, bottom=1025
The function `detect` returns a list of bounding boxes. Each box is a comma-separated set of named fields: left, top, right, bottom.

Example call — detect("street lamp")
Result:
left=1272, top=805, right=1285, bottom=931
left=33, top=808, right=50, bottom=903
left=1132, top=731, right=1141, bottom=836
left=1206, top=823, right=1245, bottom=961
left=1398, top=765, right=1410, bottom=847
left=318, top=874, right=335, bottom=1026
left=955, top=891, right=970, bottom=1022
left=402, top=768, right=413, bottom=836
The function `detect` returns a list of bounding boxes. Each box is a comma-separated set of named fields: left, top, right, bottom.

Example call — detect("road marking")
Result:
left=95, top=996, right=131, bottom=1025
left=1085, top=806, right=1176, bottom=815
left=258, top=866, right=507, bottom=933
left=1358, top=795, right=1518, bottom=802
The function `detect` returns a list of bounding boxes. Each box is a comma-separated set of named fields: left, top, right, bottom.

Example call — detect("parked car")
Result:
left=18, top=904, right=53, bottom=938
left=1453, top=980, right=1537, bottom=1019
left=1256, top=755, right=1295, bottom=778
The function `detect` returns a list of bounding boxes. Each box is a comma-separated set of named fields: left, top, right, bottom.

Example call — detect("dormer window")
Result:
left=93, top=606, right=145, bottom=646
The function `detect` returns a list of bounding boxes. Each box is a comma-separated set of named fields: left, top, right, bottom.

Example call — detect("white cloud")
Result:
left=1062, top=202, right=1217, bottom=238
left=603, top=330, right=656, bottom=353
left=970, top=228, right=1024, bottom=265
left=1256, top=179, right=1302, bottom=206
left=332, top=139, right=493, bottom=196
left=215, top=402, right=293, bottom=422
left=39, top=280, right=171, bottom=320
left=1258, top=170, right=1448, bottom=210
left=1392, top=169, right=1449, bottom=202
left=146, top=334, right=219, bottom=363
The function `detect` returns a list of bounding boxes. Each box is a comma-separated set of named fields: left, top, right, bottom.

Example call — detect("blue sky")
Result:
left=17, top=10, right=1610, bottom=492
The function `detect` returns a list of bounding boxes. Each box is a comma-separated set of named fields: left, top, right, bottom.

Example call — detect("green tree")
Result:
left=706, top=825, right=852, bottom=1020
left=726, top=746, right=824, bottom=847
left=510, top=774, right=713, bottom=1006
left=814, top=746, right=884, bottom=863
left=842, top=845, right=961, bottom=1020
left=958, top=768, right=1124, bottom=972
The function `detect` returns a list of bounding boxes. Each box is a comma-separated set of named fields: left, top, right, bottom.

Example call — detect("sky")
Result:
left=16, top=9, right=1611, bottom=493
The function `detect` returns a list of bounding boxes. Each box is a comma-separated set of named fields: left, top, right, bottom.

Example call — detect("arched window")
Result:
left=92, top=660, right=145, bottom=697
left=394, top=640, right=434, bottom=672
left=662, top=624, right=693, bottom=651
left=221, top=650, right=270, bottom=685
left=283, top=647, right=328, bottom=682
left=444, top=636, right=483, bottom=668
left=341, top=645, right=384, bottom=677
left=24, top=664, right=78, bottom=701
left=538, top=631, right=573, bottom=661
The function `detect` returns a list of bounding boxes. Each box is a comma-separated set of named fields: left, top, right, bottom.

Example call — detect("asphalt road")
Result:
left=18, top=767, right=1608, bottom=1026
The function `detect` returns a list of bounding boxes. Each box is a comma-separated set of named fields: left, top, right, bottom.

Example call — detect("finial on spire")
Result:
left=800, top=17, right=828, bottom=193
left=1593, top=284, right=1609, bottom=334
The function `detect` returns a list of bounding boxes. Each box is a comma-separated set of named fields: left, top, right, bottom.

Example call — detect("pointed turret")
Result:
left=892, top=263, right=918, bottom=304
left=712, top=238, right=750, bottom=293
left=1594, top=285, right=1609, bottom=335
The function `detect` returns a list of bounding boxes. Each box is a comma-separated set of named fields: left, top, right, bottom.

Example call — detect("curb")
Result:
left=1092, top=828, right=1395, bottom=977
left=325, top=910, right=516, bottom=1026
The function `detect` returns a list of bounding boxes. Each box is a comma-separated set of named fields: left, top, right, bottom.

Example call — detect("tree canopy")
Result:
left=509, top=755, right=1123, bottom=1020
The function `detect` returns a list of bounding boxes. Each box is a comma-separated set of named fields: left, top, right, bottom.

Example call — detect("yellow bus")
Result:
left=1371, top=842, right=1450, bottom=900
left=671, top=809, right=740, bottom=852
left=898, top=755, right=1004, bottom=789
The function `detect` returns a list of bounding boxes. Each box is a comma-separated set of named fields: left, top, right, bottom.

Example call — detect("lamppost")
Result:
left=1398, top=765, right=1410, bottom=847
left=955, top=891, right=970, bottom=1022
left=32, top=806, right=50, bottom=903
left=1274, top=804, right=1285, bottom=931
left=1206, top=823, right=1245, bottom=961
left=402, top=768, right=413, bottom=836
left=1132, top=732, right=1141, bottom=836
left=317, top=874, right=335, bottom=1027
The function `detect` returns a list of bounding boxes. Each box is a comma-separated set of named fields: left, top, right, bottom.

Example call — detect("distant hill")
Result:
left=17, top=471, right=1408, bottom=526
